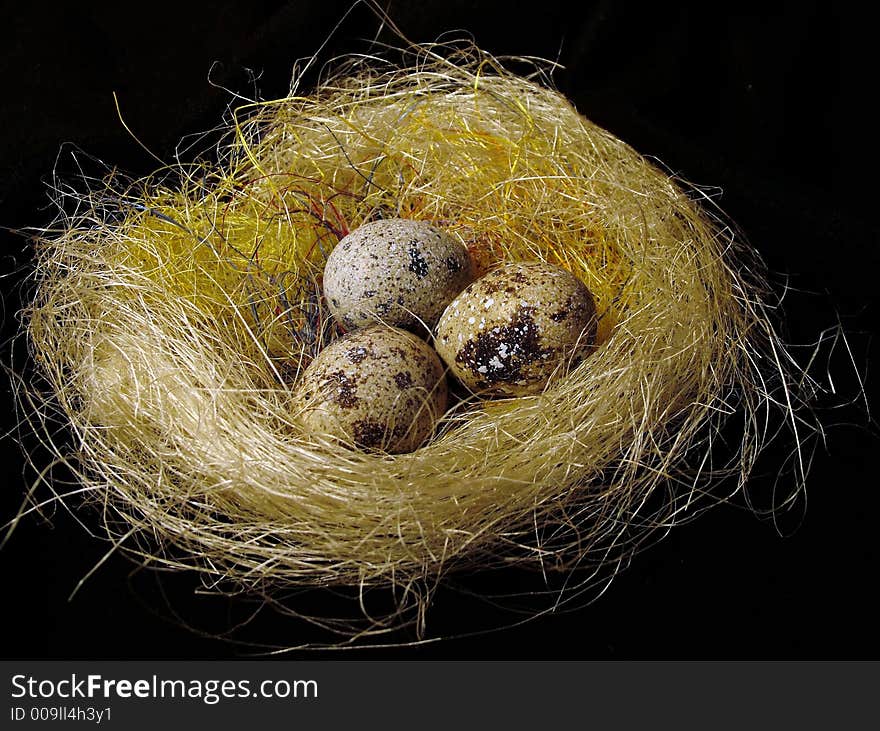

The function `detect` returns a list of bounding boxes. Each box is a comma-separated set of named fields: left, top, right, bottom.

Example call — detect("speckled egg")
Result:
left=323, top=218, right=474, bottom=333
left=294, top=325, right=448, bottom=453
left=435, top=261, right=598, bottom=396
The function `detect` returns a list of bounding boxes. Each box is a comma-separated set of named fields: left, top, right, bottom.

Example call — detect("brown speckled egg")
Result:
left=294, top=325, right=448, bottom=453
left=323, top=218, right=474, bottom=333
left=435, top=261, right=598, bottom=396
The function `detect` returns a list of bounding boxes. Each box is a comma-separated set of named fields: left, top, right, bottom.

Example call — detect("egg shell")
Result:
left=323, top=218, right=475, bottom=333
left=294, top=325, right=448, bottom=453
left=435, top=261, right=598, bottom=396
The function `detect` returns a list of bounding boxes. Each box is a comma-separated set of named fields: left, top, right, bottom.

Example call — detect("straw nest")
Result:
left=18, top=43, right=811, bottom=642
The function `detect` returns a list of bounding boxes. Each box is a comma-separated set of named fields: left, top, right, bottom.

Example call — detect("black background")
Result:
left=1, top=1, right=877, bottom=658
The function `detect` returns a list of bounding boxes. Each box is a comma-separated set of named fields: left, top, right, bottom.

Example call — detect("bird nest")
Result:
left=17, top=42, right=810, bottom=645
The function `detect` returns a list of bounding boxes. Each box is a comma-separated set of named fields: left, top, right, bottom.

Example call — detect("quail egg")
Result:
left=323, top=218, right=474, bottom=333
left=435, top=261, right=598, bottom=396
left=294, top=325, right=448, bottom=453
